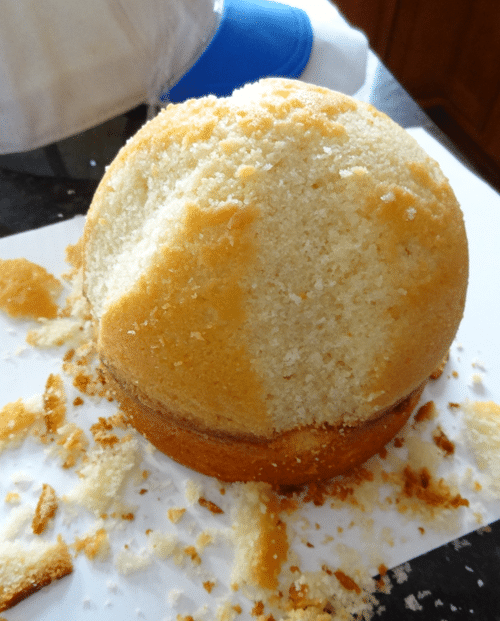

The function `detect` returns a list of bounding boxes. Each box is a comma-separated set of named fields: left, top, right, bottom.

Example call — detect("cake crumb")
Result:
left=167, top=507, right=186, bottom=524
left=184, top=545, right=202, bottom=566
left=185, top=480, right=202, bottom=505
left=63, top=435, right=139, bottom=515
left=461, top=400, right=500, bottom=490
left=32, top=484, right=58, bottom=535
left=196, top=531, right=214, bottom=552
left=0, top=535, right=73, bottom=612
left=198, top=497, right=224, bottom=514
left=0, top=258, right=62, bottom=320
left=43, top=373, right=66, bottom=433
left=148, top=531, right=178, bottom=559
left=4, top=492, right=21, bottom=504
left=413, top=401, right=437, bottom=425
left=72, top=527, right=110, bottom=560
left=432, top=427, right=455, bottom=456
left=115, top=548, right=152, bottom=575
left=405, top=593, right=423, bottom=611
left=203, top=581, right=216, bottom=593
left=0, top=397, right=43, bottom=443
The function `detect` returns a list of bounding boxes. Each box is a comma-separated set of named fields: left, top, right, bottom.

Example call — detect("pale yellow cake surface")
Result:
left=84, top=77, right=468, bottom=445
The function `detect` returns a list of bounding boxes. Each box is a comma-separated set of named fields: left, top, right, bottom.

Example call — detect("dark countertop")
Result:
left=0, top=104, right=147, bottom=238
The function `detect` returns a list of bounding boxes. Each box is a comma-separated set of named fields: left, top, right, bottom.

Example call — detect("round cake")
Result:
left=83, top=78, right=468, bottom=485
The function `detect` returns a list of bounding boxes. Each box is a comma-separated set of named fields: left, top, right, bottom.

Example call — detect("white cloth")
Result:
left=0, top=0, right=367, bottom=154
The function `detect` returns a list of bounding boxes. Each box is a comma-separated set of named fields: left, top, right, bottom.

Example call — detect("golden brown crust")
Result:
left=0, top=536, right=73, bottom=613
left=108, top=366, right=425, bottom=486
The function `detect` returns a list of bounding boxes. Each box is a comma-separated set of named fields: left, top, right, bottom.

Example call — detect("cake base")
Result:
left=107, top=369, right=425, bottom=486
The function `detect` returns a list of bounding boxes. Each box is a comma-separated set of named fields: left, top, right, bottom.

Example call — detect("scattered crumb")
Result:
left=198, top=497, right=224, bottom=514
left=461, top=400, right=500, bottom=490
left=167, top=507, right=186, bottom=524
left=405, top=593, right=423, bottom=611
left=0, top=397, right=43, bottom=443
left=4, top=492, right=21, bottom=505
left=148, top=532, right=178, bottom=559
left=0, top=258, right=62, bottom=320
left=413, top=401, right=437, bottom=425
left=203, top=580, right=216, bottom=593
left=43, top=374, right=66, bottom=433
left=185, top=480, right=202, bottom=505
left=196, top=530, right=214, bottom=552
left=432, top=426, right=455, bottom=456
left=32, top=484, right=58, bottom=535
left=63, top=435, right=139, bottom=516
left=115, top=548, right=152, bottom=575
left=72, top=527, right=110, bottom=560
left=184, top=545, right=201, bottom=566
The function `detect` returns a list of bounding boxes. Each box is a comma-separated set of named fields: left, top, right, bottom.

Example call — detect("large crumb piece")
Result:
left=0, top=535, right=73, bottom=612
left=0, top=258, right=63, bottom=320
left=26, top=317, right=88, bottom=349
left=0, top=395, right=43, bottom=443
left=43, top=374, right=66, bottom=433
left=462, top=400, right=500, bottom=490
left=1, top=505, right=35, bottom=540
left=49, top=422, right=89, bottom=469
left=32, top=484, right=58, bottom=535
left=26, top=260, right=93, bottom=349
left=72, top=526, right=110, bottom=560
left=231, top=483, right=294, bottom=592
left=64, top=435, right=138, bottom=515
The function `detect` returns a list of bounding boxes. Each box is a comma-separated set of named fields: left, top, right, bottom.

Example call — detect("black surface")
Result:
left=0, top=167, right=96, bottom=238
left=376, top=521, right=500, bottom=619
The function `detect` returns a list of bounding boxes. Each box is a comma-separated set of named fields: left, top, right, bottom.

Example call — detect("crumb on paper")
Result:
left=63, top=435, right=139, bottom=516
left=72, top=527, right=110, bottom=561
left=196, top=530, right=214, bottom=553
left=26, top=317, right=90, bottom=349
left=167, top=507, right=186, bottom=524
left=198, top=497, right=224, bottom=514
left=148, top=532, right=178, bottom=559
left=32, top=484, right=58, bottom=535
left=0, top=396, right=44, bottom=445
left=43, top=373, right=66, bottom=434
left=1, top=505, right=35, bottom=540
left=0, top=535, right=73, bottom=612
left=4, top=492, right=21, bottom=505
left=10, top=471, right=34, bottom=490
left=0, top=258, right=63, bottom=320
left=115, top=548, right=152, bottom=575
left=470, top=373, right=484, bottom=388
left=461, top=400, right=500, bottom=489
left=185, top=480, right=202, bottom=505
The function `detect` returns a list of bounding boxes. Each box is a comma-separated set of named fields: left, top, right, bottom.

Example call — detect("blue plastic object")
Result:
left=165, top=0, right=313, bottom=103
